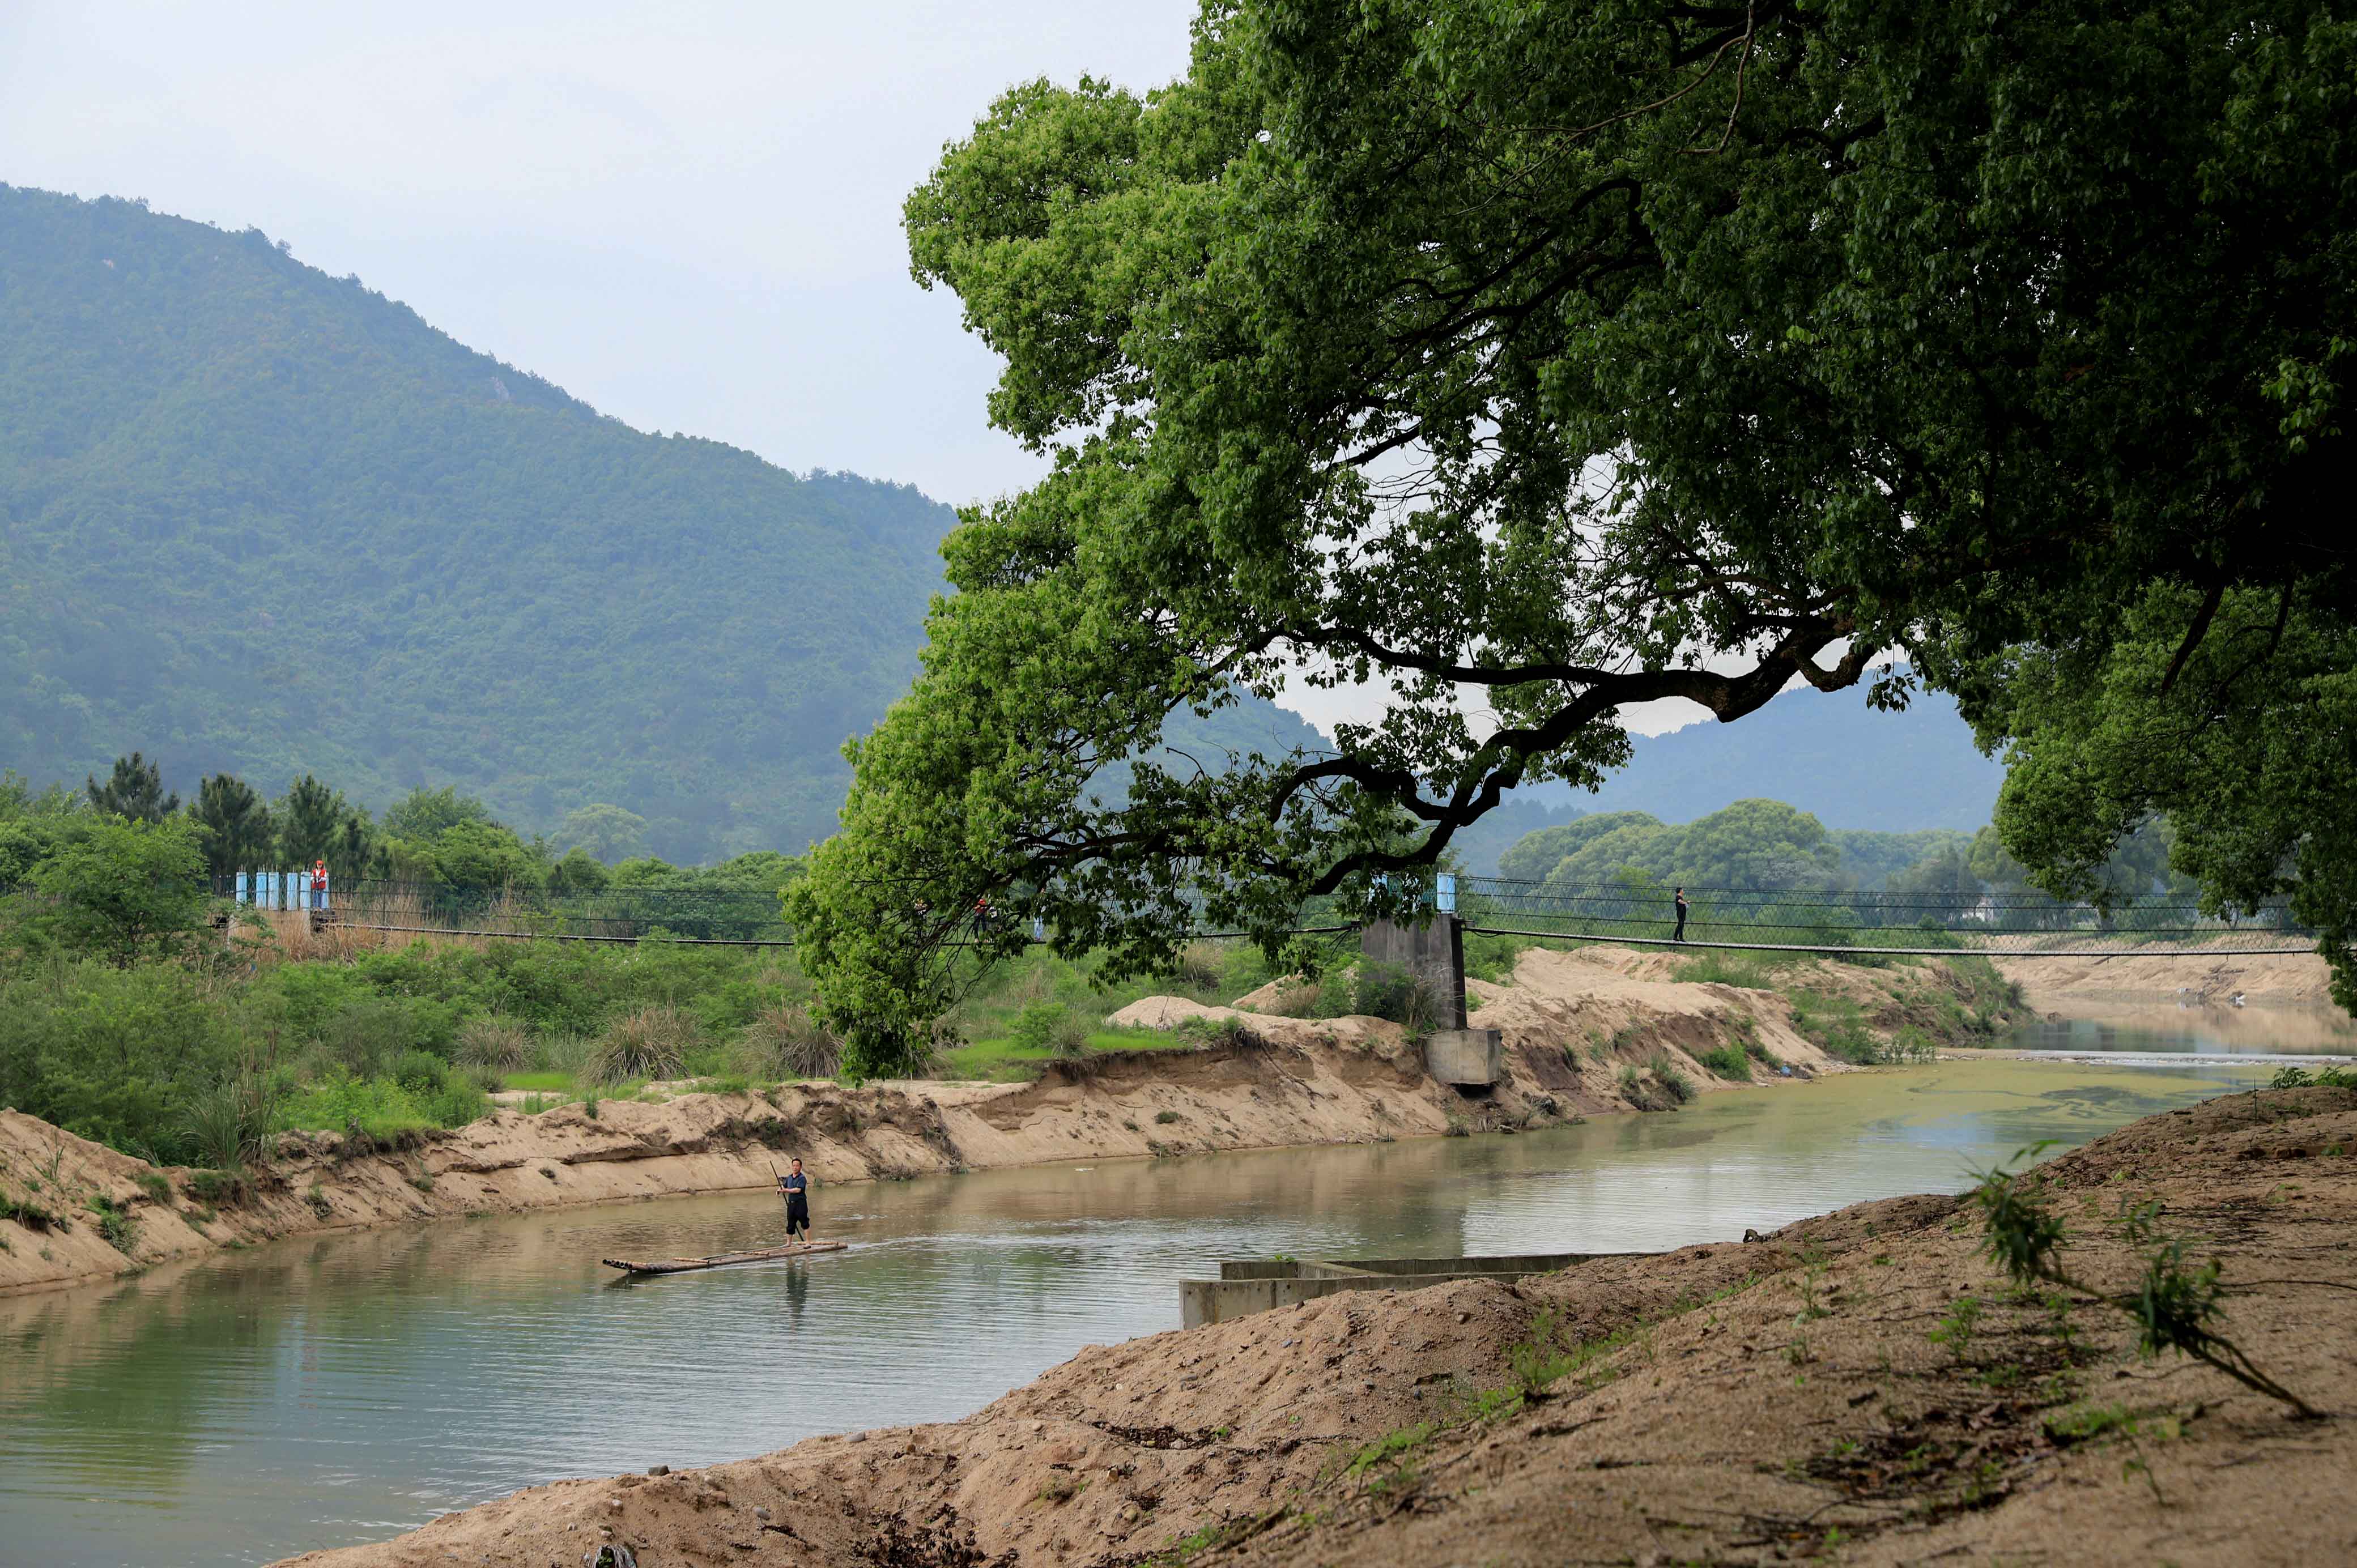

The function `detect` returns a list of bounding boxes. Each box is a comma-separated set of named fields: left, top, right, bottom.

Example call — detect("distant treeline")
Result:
left=1, top=754, right=805, bottom=899
left=1493, top=798, right=2197, bottom=910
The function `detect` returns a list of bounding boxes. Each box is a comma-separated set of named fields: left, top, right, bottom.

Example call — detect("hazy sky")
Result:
left=2, top=1, right=1196, bottom=504
left=1, top=1, right=1722, bottom=738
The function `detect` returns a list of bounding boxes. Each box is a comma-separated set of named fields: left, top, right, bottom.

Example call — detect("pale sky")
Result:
left=0, top=1, right=1710, bottom=737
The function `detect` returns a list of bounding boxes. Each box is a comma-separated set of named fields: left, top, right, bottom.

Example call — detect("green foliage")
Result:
left=25, top=817, right=209, bottom=966
left=1352, top=960, right=1444, bottom=1029
left=190, top=773, right=274, bottom=879
left=2269, top=1063, right=2357, bottom=1090
left=86, top=753, right=177, bottom=823
left=584, top=1005, right=696, bottom=1084
left=730, top=999, right=841, bottom=1080
left=276, top=774, right=348, bottom=867
left=86, top=1192, right=138, bottom=1254
left=0, top=960, right=244, bottom=1160
left=544, top=848, right=612, bottom=896
left=1927, top=1294, right=1982, bottom=1362
left=276, top=1068, right=479, bottom=1142
left=1695, top=1043, right=1750, bottom=1082
left=794, top=0, right=2355, bottom=1029
left=1788, top=990, right=1884, bottom=1066
left=1010, top=1001, right=1090, bottom=1056
left=1516, top=802, right=1848, bottom=895
left=1980, top=587, right=2357, bottom=1011
left=0, top=1186, right=64, bottom=1231
left=178, top=1073, right=280, bottom=1171
left=182, top=1169, right=250, bottom=1208
left=0, top=186, right=955, bottom=863
left=1645, top=1050, right=1696, bottom=1105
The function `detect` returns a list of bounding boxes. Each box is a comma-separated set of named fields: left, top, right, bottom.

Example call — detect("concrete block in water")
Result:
left=1180, top=1253, right=1628, bottom=1328
left=1424, top=1028, right=1503, bottom=1086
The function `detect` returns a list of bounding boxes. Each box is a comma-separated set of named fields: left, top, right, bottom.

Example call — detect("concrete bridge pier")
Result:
left=1360, top=914, right=1502, bottom=1088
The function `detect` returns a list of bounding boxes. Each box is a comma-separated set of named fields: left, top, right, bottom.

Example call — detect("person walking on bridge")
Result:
left=1673, top=887, right=1688, bottom=943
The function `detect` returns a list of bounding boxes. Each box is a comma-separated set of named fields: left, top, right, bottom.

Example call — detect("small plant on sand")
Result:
left=1647, top=1050, right=1696, bottom=1104
left=1928, top=1293, right=1982, bottom=1362
left=0, top=1186, right=63, bottom=1232
left=1154, top=1109, right=1181, bottom=1124
left=1506, top=1309, right=1579, bottom=1397
left=1696, top=1042, right=1751, bottom=1081
left=184, top=1168, right=251, bottom=1207
left=87, top=1194, right=138, bottom=1254
left=1971, top=1150, right=2317, bottom=1417
left=2271, top=1063, right=2357, bottom=1089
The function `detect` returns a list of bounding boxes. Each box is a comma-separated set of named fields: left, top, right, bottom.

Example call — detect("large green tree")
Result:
left=190, top=773, right=274, bottom=879
left=792, top=0, right=2355, bottom=1059
left=86, top=752, right=177, bottom=824
left=27, top=818, right=209, bottom=967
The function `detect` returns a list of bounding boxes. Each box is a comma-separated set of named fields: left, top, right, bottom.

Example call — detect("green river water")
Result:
left=0, top=1051, right=2291, bottom=1566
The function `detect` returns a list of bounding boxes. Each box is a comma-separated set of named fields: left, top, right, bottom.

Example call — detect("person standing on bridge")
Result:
left=1673, top=887, right=1688, bottom=943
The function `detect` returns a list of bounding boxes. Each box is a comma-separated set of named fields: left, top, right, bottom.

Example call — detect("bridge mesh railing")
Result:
left=1450, top=878, right=2317, bottom=957
left=221, top=877, right=794, bottom=943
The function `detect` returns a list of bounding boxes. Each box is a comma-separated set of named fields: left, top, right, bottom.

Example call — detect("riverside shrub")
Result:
left=0, top=960, right=244, bottom=1162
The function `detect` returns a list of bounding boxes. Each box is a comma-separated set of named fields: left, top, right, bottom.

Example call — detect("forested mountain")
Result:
left=0, top=186, right=959, bottom=861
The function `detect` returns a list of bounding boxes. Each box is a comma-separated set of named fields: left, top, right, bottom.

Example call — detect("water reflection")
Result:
left=0, top=1058, right=2255, bottom=1567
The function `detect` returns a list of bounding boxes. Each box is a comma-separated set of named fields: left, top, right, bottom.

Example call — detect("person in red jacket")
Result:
left=310, top=859, right=329, bottom=911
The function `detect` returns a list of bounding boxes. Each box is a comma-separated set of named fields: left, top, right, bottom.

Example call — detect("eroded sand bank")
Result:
left=272, top=1086, right=2357, bottom=1567
left=4, top=941, right=2032, bottom=1295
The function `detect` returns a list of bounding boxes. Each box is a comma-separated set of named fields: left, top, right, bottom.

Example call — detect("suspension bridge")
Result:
left=229, top=874, right=2321, bottom=960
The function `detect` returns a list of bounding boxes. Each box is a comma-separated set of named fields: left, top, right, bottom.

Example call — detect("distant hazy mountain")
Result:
left=1446, top=677, right=2003, bottom=876
left=0, top=186, right=1336, bottom=864
left=0, top=186, right=972, bottom=859
left=1580, top=679, right=2003, bottom=832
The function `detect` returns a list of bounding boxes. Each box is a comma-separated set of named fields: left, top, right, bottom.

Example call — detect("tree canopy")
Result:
left=792, top=0, right=2356, bottom=1058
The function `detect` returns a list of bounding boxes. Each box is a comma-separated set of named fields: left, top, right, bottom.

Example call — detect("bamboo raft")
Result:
left=602, top=1241, right=848, bottom=1275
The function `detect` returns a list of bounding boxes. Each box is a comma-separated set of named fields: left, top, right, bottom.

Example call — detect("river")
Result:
left=0, top=1053, right=2286, bottom=1566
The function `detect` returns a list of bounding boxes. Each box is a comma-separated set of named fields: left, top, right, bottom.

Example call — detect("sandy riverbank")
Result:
left=271, top=1085, right=2357, bottom=1567
left=1994, top=941, right=2337, bottom=1011
left=2, top=942, right=2028, bottom=1296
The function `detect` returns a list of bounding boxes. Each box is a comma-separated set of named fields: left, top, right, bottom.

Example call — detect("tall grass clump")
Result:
left=1645, top=1049, right=1697, bottom=1103
left=585, top=1005, right=696, bottom=1084
left=179, top=1072, right=280, bottom=1171
left=731, top=999, right=841, bottom=1080
left=1012, top=1000, right=1091, bottom=1058
left=454, top=1015, right=531, bottom=1070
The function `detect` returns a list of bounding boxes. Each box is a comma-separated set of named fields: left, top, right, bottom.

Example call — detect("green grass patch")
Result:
left=499, top=1070, right=573, bottom=1092
left=935, top=1028, right=1194, bottom=1082
left=1673, top=948, right=1813, bottom=989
